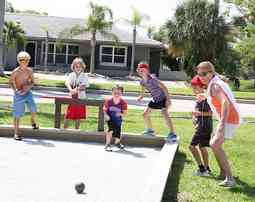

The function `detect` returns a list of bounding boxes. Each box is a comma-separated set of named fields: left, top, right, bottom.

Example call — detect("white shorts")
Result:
left=215, top=123, right=240, bottom=139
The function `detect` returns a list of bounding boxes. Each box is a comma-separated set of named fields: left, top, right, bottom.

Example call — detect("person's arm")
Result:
left=118, top=100, right=128, bottom=117
left=103, top=99, right=110, bottom=121
left=211, top=83, right=230, bottom=132
left=158, top=80, right=171, bottom=106
left=9, top=71, right=17, bottom=91
left=65, top=73, right=77, bottom=95
left=137, top=85, right=145, bottom=102
left=78, top=73, right=90, bottom=90
left=201, top=111, right=213, bottom=116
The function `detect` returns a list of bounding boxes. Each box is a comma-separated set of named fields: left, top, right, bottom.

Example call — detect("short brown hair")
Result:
left=112, top=84, right=124, bottom=93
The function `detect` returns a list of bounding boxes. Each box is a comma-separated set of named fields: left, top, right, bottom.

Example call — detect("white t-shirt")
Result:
left=65, top=72, right=90, bottom=98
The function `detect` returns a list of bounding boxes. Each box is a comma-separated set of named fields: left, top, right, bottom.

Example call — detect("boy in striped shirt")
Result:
left=137, top=62, right=177, bottom=142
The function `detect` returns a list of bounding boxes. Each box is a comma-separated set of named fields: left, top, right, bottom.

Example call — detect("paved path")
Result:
left=0, top=137, right=160, bottom=202
left=0, top=88, right=255, bottom=117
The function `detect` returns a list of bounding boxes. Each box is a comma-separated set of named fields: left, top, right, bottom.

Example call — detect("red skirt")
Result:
left=65, top=104, right=86, bottom=120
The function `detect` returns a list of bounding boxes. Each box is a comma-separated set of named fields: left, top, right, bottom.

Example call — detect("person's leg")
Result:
left=106, top=131, right=113, bottom=146
left=161, top=108, right=175, bottom=133
left=105, top=131, right=113, bottom=151
left=199, top=146, right=209, bottom=168
left=189, top=145, right=203, bottom=166
left=13, top=93, right=25, bottom=140
left=143, top=107, right=153, bottom=130
left=210, top=133, right=233, bottom=181
left=75, top=120, right=80, bottom=129
left=27, top=91, right=39, bottom=129
left=13, top=118, right=21, bottom=140
left=105, top=121, right=113, bottom=151
left=113, top=125, right=124, bottom=149
left=115, top=138, right=120, bottom=144
left=64, top=119, right=69, bottom=129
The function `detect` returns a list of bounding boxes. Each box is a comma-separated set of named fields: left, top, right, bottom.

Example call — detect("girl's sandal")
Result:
left=32, top=123, right=39, bottom=130
left=14, top=134, right=22, bottom=141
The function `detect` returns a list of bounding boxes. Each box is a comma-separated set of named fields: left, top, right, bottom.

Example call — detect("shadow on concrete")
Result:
left=23, top=139, right=55, bottom=147
left=161, top=151, right=190, bottom=202
left=114, top=149, right=147, bottom=158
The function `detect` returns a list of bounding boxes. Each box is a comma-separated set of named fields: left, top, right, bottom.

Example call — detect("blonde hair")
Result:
left=17, top=51, right=31, bottom=61
left=71, top=57, right=86, bottom=71
left=196, top=61, right=215, bottom=73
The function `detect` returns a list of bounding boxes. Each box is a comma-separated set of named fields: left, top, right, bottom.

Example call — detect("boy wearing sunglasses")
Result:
left=136, top=62, right=177, bottom=142
left=9, top=51, right=39, bottom=140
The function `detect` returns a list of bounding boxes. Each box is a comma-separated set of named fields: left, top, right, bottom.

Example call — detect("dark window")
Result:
left=102, top=55, right=113, bottom=63
left=68, top=45, right=79, bottom=55
left=114, top=56, right=125, bottom=63
left=47, top=54, right=54, bottom=64
left=68, top=55, right=79, bottom=64
left=102, top=47, right=113, bottom=55
left=115, top=48, right=125, bottom=56
left=55, top=55, right=66, bottom=63
left=56, top=45, right=66, bottom=54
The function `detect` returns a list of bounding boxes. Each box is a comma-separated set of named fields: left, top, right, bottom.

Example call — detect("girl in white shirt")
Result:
left=64, top=57, right=89, bottom=129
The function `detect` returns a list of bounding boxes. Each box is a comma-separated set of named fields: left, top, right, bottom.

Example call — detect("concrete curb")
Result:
left=0, top=125, right=165, bottom=148
left=1, top=84, right=255, bottom=104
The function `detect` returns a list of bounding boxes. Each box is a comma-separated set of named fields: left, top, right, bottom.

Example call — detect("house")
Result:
left=4, top=13, right=164, bottom=77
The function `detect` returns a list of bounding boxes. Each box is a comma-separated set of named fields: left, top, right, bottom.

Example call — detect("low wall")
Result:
left=159, top=70, right=188, bottom=81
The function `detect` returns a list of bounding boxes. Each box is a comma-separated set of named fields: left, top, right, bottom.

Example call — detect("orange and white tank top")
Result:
left=206, top=75, right=242, bottom=125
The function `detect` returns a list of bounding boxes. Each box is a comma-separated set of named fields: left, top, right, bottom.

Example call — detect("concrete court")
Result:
left=0, top=137, right=162, bottom=202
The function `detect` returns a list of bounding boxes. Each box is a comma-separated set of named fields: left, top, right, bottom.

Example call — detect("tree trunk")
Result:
left=90, top=32, right=96, bottom=74
left=0, top=0, right=5, bottom=76
left=44, top=31, right=49, bottom=71
left=130, top=26, right=137, bottom=76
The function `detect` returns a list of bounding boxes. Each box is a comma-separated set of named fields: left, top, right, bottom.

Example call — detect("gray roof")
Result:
left=5, top=13, right=163, bottom=47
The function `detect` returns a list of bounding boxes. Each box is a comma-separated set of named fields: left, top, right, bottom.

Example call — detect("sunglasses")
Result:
left=197, top=71, right=211, bottom=77
left=19, top=59, right=29, bottom=62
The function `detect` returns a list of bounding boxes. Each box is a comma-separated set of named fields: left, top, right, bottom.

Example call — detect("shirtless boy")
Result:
left=9, top=51, right=39, bottom=140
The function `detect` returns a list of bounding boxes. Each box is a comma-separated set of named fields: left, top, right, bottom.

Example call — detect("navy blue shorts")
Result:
left=190, top=132, right=211, bottom=147
left=107, top=121, right=121, bottom=139
left=148, top=98, right=166, bottom=109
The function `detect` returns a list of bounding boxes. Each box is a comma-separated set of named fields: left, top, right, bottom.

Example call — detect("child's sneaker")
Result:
left=194, top=169, right=209, bottom=177
left=14, top=134, right=22, bottom=141
left=115, top=143, right=125, bottom=150
left=142, top=128, right=155, bottom=136
left=194, top=165, right=209, bottom=177
left=32, top=123, right=39, bottom=130
left=219, top=178, right=236, bottom=187
left=165, top=132, right=177, bottom=142
left=206, top=166, right=212, bottom=175
left=105, top=144, right=112, bottom=152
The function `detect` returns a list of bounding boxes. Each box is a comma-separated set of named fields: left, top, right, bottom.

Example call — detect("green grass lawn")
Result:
left=0, top=103, right=254, bottom=201
left=2, top=75, right=255, bottom=100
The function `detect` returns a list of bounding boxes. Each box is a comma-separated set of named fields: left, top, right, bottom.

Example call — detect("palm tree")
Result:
left=59, top=1, right=118, bottom=74
left=3, top=21, right=26, bottom=66
left=165, top=0, right=235, bottom=75
left=125, top=8, right=149, bottom=76
left=0, top=0, right=5, bottom=76
left=41, top=26, right=49, bottom=71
